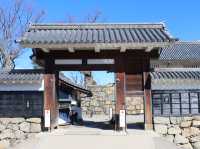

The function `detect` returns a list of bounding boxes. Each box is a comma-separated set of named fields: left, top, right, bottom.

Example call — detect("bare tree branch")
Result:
left=85, top=10, right=102, bottom=23
left=0, top=0, right=45, bottom=70
left=65, top=9, right=103, bottom=85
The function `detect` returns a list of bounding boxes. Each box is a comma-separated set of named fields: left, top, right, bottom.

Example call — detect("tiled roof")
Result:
left=59, top=73, right=92, bottom=96
left=18, top=23, right=173, bottom=45
left=160, top=42, right=200, bottom=60
left=151, top=70, right=200, bottom=90
left=0, top=70, right=91, bottom=95
left=0, top=70, right=43, bottom=82
left=151, top=71, right=200, bottom=80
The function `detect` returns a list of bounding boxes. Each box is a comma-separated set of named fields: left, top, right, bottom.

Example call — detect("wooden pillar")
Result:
left=143, top=54, right=153, bottom=130
left=116, top=72, right=126, bottom=113
left=115, top=55, right=126, bottom=130
left=115, top=72, right=125, bottom=130
left=43, top=54, right=58, bottom=130
left=44, top=74, right=57, bottom=130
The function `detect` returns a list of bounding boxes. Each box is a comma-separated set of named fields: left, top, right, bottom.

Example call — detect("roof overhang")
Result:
left=21, top=42, right=172, bottom=53
left=17, top=23, right=175, bottom=53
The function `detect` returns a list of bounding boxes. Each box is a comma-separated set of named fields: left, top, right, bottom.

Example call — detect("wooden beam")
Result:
left=145, top=46, right=154, bottom=52
left=68, top=47, right=75, bottom=53
left=55, top=64, right=115, bottom=71
left=94, top=47, right=100, bottom=53
left=120, top=47, right=126, bottom=52
left=34, top=49, right=147, bottom=60
left=42, top=48, right=49, bottom=53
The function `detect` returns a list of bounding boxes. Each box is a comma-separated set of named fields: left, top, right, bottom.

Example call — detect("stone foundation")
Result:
left=126, top=96, right=144, bottom=115
left=154, top=116, right=200, bottom=149
left=0, top=117, right=42, bottom=148
left=81, top=84, right=144, bottom=116
left=81, top=84, right=115, bottom=115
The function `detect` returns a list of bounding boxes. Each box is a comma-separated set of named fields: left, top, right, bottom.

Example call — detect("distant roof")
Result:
left=0, top=69, right=43, bottom=83
left=0, top=69, right=91, bottom=96
left=160, top=41, right=200, bottom=60
left=151, top=70, right=200, bottom=80
left=59, top=73, right=92, bottom=96
left=18, top=23, right=174, bottom=49
left=151, top=70, right=200, bottom=90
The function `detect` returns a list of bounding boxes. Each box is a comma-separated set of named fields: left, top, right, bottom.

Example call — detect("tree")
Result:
left=66, top=10, right=103, bottom=86
left=0, top=0, right=45, bottom=70
left=67, top=9, right=103, bottom=23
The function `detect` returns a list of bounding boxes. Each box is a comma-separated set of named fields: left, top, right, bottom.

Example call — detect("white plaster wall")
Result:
left=152, top=79, right=200, bottom=90
left=0, top=80, right=44, bottom=91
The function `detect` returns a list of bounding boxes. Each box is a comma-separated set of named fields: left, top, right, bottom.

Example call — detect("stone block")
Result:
left=182, top=117, right=193, bottom=121
left=190, top=135, right=200, bottom=143
left=0, top=129, right=15, bottom=139
left=136, top=105, right=141, bottom=110
left=193, top=116, right=200, bottom=121
left=6, top=123, right=19, bottom=131
left=168, top=126, right=181, bottom=135
left=182, top=127, right=200, bottom=138
left=193, top=120, right=200, bottom=127
left=174, top=134, right=189, bottom=144
left=170, top=117, right=182, bottom=125
left=10, top=118, right=25, bottom=124
left=154, top=124, right=168, bottom=135
left=0, top=123, right=6, bottom=131
left=30, top=123, right=41, bottom=133
left=179, top=143, right=193, bottom=149
left=154, top=117, right=170, bottom=124
left=164, top=135, right=174, bottom=143
left=94, top=107, right=102, bottom=112
left=14, top=130, right=25, bottom=140
left=192, top=142, right=200, bottom=149
left=0, top=118, right=12, bottom=126
left=0, top=140, right=10, bottom=149
left=180, top=121, right=192, bottom=128
left=26, top=118, right=41, bottom=124
left=19, top=122, right=30, bottom=133
left=105, top=100, right=111, bottom=105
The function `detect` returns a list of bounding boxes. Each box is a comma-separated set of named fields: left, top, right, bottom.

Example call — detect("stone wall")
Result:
left=154, top=116, right=200, bottom=149
left=81, top=83, right=144, bottom=115
left=81, top=84, right=115, bottom=115
left=0, top=117, right=42, bottom=148
left=126, top=96, right=144, bottom=115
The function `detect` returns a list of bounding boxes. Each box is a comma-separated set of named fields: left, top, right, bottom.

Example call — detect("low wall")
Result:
left=0, top=118, right=42, bottom=148
left=154, top=116, right=200, bottom=149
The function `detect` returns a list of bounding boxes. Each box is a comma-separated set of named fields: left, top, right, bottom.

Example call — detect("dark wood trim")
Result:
left=116, top=72, right=126, bottom=114
left=143, top=54, right=153, bottom=130
left=44, top=74, right=57, bottom=130
left=55, top=64, right=115, bottom=71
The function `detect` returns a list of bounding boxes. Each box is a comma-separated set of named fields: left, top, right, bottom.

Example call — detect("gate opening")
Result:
left=57, top=71, right=145, bottom=130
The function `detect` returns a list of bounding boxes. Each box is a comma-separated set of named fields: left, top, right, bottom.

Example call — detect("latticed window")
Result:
left=152, top=91, right=200, bottom=116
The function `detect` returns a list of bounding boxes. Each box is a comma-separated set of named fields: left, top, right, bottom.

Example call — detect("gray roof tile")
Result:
left=0, top=70, right=91, bottom=95
left=18, top=23, right=173, bottom=45
left=151, top=70, right=200, bottom=90
left=160, top=42, right=200, bottom=60
left=0, top=70, right=43, bottom=82
left=151, top=71, right=200, bottom=80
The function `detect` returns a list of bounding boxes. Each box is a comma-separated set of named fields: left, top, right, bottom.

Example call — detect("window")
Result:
left=152, top=91, right=200, bottom=116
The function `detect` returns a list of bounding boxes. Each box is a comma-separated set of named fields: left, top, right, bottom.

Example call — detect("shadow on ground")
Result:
left=81, top=120, right=144, bottom=130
